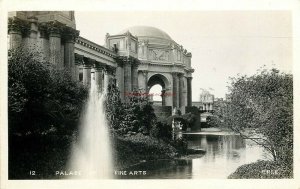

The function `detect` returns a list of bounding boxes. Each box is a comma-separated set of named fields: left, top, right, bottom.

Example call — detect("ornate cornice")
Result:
left=76, top=36, right=116, bottom=58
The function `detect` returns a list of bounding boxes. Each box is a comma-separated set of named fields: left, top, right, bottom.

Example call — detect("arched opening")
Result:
left=147, top=74, right=169, bottom=106
left=149, top=84, right=163, bottom=105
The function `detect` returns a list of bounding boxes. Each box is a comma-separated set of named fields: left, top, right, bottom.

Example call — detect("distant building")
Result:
left=199, top=90, right=214, bottom=112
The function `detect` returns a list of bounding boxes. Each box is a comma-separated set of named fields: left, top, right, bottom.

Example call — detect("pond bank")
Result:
left=113, top=134, right=206, bottom=170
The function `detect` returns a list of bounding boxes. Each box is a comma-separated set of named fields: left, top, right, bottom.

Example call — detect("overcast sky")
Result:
left=75, top=11, right=292, bottom=100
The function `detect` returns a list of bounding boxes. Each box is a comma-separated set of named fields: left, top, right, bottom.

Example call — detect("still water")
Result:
left=118, top=133, right=268, bottom=179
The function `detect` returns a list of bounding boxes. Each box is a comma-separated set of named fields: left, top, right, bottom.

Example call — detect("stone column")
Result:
left=116, top=60, right=124, bottom=101
left=8, top=17, right=24, bottom=49
left=48, top=22, right=63, bottom=68
left=74, top=53, right=83, bottom=81
left=187, top=77, right=192, bottom=106
left=142, top=70, right=148, bottom=93
left=131, top=61, right=139, bottom=91
left=178, top=74, right=185, bottom=114
left=83, top=58, right=93, bottom=87
left=39, top=24, right=50, bottom=62
left=104, top=66, right=112, bottom=92
left=124, top=58, right=132, bottom=99
left=172, top=73, right=179, bottom=108
left=161, top=89, right=166, bottom=106
left=183, top=77, right=188, bottom=109
left=165, top=88, right=173, bottom=106
left=176, top=74, right=180, bottom=108
left=95, top=62, right=105, bottom=92
left=26, top=16, right=38, bottom=51
left=64, top=29, right=78, bottom=80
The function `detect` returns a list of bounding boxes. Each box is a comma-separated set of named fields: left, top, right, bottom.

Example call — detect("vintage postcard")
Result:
left=0, top=0, right=299, bottom=189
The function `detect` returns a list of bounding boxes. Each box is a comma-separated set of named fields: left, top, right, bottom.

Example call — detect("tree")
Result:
left=225, top=68, right=293, bottom=174
left=105, top=86, right=157, bottom=135
left=8, top=48, right=88, bottom=136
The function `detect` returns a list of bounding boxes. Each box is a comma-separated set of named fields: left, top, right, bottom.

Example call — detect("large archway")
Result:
left=147, top=74, right=170, bottom=106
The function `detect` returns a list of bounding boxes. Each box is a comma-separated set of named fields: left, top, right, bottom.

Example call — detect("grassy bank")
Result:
left=228, top=160, right=293, bottom=179
left=113, top=133, right=179, bottom=169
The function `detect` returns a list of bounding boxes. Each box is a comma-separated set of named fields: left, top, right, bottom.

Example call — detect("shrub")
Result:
left=150, top=121, right=172, bottom=140
left=170, top=137, right=188, bottom=155
left=113, top=134, right=178, bottom=169
left=105, top=86, right=156, bottom=135
left=228, top=160, right=292, bottom=179
left=8, top=48, right=88, bottom=136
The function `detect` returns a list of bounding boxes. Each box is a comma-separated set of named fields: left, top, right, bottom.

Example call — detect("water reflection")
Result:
left=117, top=134, right=266, bottom=179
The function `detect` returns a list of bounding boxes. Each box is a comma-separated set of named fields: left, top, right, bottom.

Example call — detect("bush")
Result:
left=105, top=86, right=156, bottom=135
left=8, top=48, right=88, bottom=136
left=150, top=121, right=172, bottom=140
left=228, top=160, right=292, bottom=179
left=170, top=137, right=188, bottom=155
left=8, top=48, right=88, bottom=179
left=113, top=134, right=178, bottom=169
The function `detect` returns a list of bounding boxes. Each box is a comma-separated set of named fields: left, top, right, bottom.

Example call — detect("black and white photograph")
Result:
left=0, top=0, right=299, bottom=189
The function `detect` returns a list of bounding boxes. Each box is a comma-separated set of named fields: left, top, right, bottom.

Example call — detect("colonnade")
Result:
left=172, top=73, right=192, bottom=112
left=8, top=17, right=79, bottom=80
left=202, top=103, right=213, bottom=111
left=75, top=54, right=116, bottom=92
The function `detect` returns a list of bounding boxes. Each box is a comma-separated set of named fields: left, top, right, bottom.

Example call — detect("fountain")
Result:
left=68, top=77, right=113, bottom=179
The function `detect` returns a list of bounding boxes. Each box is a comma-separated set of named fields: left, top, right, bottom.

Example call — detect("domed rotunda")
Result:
left=105, top=26, right=194, bottom=114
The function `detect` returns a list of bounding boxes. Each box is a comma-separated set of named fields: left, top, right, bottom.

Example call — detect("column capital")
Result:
left=47, top=21, right=65, bottom=37
left=8, top=17, right=30, bottom=36
left=83, top=57, right=95, bottom=67
left=177, top=73, right=184, bottom=78
left=62, top=27, right=80, bottom=43
left=105, top=65, right=116, bottom=75
left=94, top=61, right=106, bottom=70
left=115, top=55, right=140, bottom=66
left=75, top=53, right=84, bottom=65
left=38, top=23, right=49, bottom=39
left=172, top=72, right=182, bottom=77
left=139, top=70, right=148, bottom=75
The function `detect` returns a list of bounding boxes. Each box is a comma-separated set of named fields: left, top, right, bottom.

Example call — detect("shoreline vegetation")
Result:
left=8, top=49, right=292, bottom=179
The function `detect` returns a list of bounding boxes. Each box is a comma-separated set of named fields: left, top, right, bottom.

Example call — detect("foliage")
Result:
left=9, top=135, right=73, bottom=179
left=105, top=85, right=157, bottom=135
left=170, top=137, right=188, bottom=155
left=150, top=121, right=172, bottom=140
left=206, top=115, right=222, bottom=128
left=225, top=68, right=293, bottom=174
left=181, top=113, right=197, bottom=130
left=228, top=160, right=292, bottom=179
left=113, top=134, right=178, bottom=169
left=8, top=48, right=88, bottom=136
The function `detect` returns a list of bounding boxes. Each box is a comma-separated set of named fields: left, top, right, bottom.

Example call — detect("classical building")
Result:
left=8, top=11, right=194, bottom=118
left=199, top=90, right=214, bottom=112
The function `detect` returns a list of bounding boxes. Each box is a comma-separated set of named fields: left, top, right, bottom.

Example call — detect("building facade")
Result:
left=8, top=11, right=194, bottom=115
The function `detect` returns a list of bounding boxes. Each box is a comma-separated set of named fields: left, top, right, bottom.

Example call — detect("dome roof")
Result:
left=119, top=26, right=172, bottom=41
